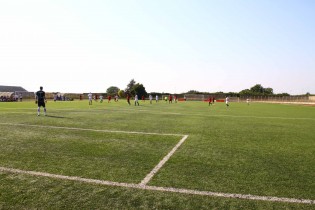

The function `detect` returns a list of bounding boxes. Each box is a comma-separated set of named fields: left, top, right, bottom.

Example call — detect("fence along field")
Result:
left=0, top=100, right=314, bottom=209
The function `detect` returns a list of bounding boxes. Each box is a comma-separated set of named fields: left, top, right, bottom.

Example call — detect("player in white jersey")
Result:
left=134, top=94, right=139, bottom=106
left=88, top=92, right=92, bottom=105
left=156, top=95, right=159, bottom=103
left=225, top=96, right=230, bottom=107
left=149, top=94, right=153, bottom=104
left=100, top=95, right=103, bottom=103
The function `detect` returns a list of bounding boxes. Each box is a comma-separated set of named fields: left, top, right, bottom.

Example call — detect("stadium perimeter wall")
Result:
left=162, top=94, right=315, bottom=104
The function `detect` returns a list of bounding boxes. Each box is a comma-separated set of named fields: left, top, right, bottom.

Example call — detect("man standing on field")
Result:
left=134, top=94, right=139, bottom=106
left=35, top=86, right=46, bottom=116
left=226, top=96, right=230, bottom=107
left=88, top=92, right=92, bottom=105
left=149, top=94, right=153, bottom=104
left=127, top=93, right=131, bottom=105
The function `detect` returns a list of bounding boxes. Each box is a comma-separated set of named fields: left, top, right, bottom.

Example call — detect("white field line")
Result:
left=140, top=135, right=189, bottom=186
left=0, top=166, right=314, bottom=205
left=2, top=107, right=314, bottom=121
left=99, top=109, right=315, bottom=121
left=0, top=123, right=184, bottom=137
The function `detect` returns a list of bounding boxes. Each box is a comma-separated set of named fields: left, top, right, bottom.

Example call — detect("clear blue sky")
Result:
left=0, top=0, right=314, bottom=94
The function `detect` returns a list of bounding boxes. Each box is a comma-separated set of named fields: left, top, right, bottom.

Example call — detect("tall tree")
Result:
left=250, top=84, right=264, bottom=93
left=125, top=79, right=136, bottom=94
left=264, top=87, right=273, bottom=95
left=132, top=83, right=147, bottom=98
left=106, top=86, right=119, bottom=96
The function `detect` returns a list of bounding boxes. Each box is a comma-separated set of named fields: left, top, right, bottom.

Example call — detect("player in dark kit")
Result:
left=35, top=86, right=47, bottom=116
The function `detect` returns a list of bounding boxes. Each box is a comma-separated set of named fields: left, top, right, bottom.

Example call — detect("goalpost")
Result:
left=184, top=94, right=205, bottom=101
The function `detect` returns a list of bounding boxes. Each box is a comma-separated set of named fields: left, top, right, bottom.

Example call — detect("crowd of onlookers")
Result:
left=0, top=94, right=22, bottom=102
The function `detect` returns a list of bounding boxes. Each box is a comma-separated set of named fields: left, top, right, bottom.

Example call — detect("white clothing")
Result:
left=226, top=97, right=229, bottom=104
left=88, top=93, right=92, bottom=100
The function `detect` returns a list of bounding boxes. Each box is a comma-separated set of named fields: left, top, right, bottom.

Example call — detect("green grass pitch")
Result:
left=0, top=100, right=314, bottom=209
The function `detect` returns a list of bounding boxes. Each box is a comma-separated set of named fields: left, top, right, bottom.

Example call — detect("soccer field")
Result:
left=0, top=100, right=314, bottom=209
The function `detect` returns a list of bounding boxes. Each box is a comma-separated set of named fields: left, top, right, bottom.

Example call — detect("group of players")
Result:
left=35, top=86, right=236, bottom=116
left=90, top=93, right=160, bottom=106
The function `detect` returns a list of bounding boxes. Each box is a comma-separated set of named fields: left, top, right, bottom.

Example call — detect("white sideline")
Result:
left=0, top=166, right=314, bottom=205
left=140, top=135, right=189, bottom=186
left=0, top=123, right=184, bottom=136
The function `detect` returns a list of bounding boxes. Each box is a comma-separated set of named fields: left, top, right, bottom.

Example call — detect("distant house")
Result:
left=0, top=85, right=29, bottom=101
left=0, top=85, right=27, bottom=92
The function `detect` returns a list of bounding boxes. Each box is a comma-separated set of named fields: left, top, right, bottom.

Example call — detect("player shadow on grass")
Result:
left=45, top=115, right=71, bottom=119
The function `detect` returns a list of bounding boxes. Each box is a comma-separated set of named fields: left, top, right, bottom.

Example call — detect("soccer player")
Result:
left=99, top=95, right=103, bottom=103
left=156, top=95, right=159, bottom=103
left=246, top=98, right=250, bottom=105
left=108, top=95, right=111, bottom=103
left=127, top=94, right=131, bottom=105
left=169, top=95, right=173, bottom=104
left=149, top=94, right=153, bottom=104
left=226, top=96, right=230, bottom=107
left=35, top=86, right=46, bottom=116
left=88, top=92, right=92, bottom=105
left=135, top=94, right=139, bottom=106
left=208, top=96, right=212, bottom=106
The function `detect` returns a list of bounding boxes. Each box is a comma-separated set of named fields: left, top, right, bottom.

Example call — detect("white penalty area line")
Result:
left=0, top=122, right=188, bottom=190
left=107, top=109, right=315, bottom=121
left=0, top=166, right=314, bottom=205
left=0, top=123, right=184, bottom=137
left=140, top=135, right=189, bottom=186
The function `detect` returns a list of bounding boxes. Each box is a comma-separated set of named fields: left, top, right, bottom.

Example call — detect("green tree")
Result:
left=239, top=89, right=252, bottom=96
left=106, top=86, right=119, bottom=96
left=118, top=90, right=125, bottom=98
left=264, top=87, right=273, bottom=95
left=250, top=84, right=264, bottom=94
left=125, top=79, right=136, bottom=94
left=186, top=90, right=200, bottom=94
left=132, top=83, right=147, bottom=98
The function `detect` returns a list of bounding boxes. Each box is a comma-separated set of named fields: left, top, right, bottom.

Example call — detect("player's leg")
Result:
left=42, top=103, right=46, bottom=116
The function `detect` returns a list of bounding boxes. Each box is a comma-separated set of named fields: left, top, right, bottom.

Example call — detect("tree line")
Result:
left=106, top=81, right=308, bottom=98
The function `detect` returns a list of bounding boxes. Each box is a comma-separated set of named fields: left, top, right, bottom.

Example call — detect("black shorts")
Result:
left=38, top=101, right=46, bottom=107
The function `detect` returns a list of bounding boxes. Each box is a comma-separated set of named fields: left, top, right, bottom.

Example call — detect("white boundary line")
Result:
left=0, top=166, right=314, bottom=205
left=0, top=123, right=183, bottom=136
left=2, top=107, right=315, bottom=121
left=0, top=122, right=187, bottom=186
left=140, top=135, right=189, bottom=186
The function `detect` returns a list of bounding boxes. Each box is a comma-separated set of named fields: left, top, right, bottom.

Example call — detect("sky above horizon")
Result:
left=0, top=0, right=314, bottom=94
